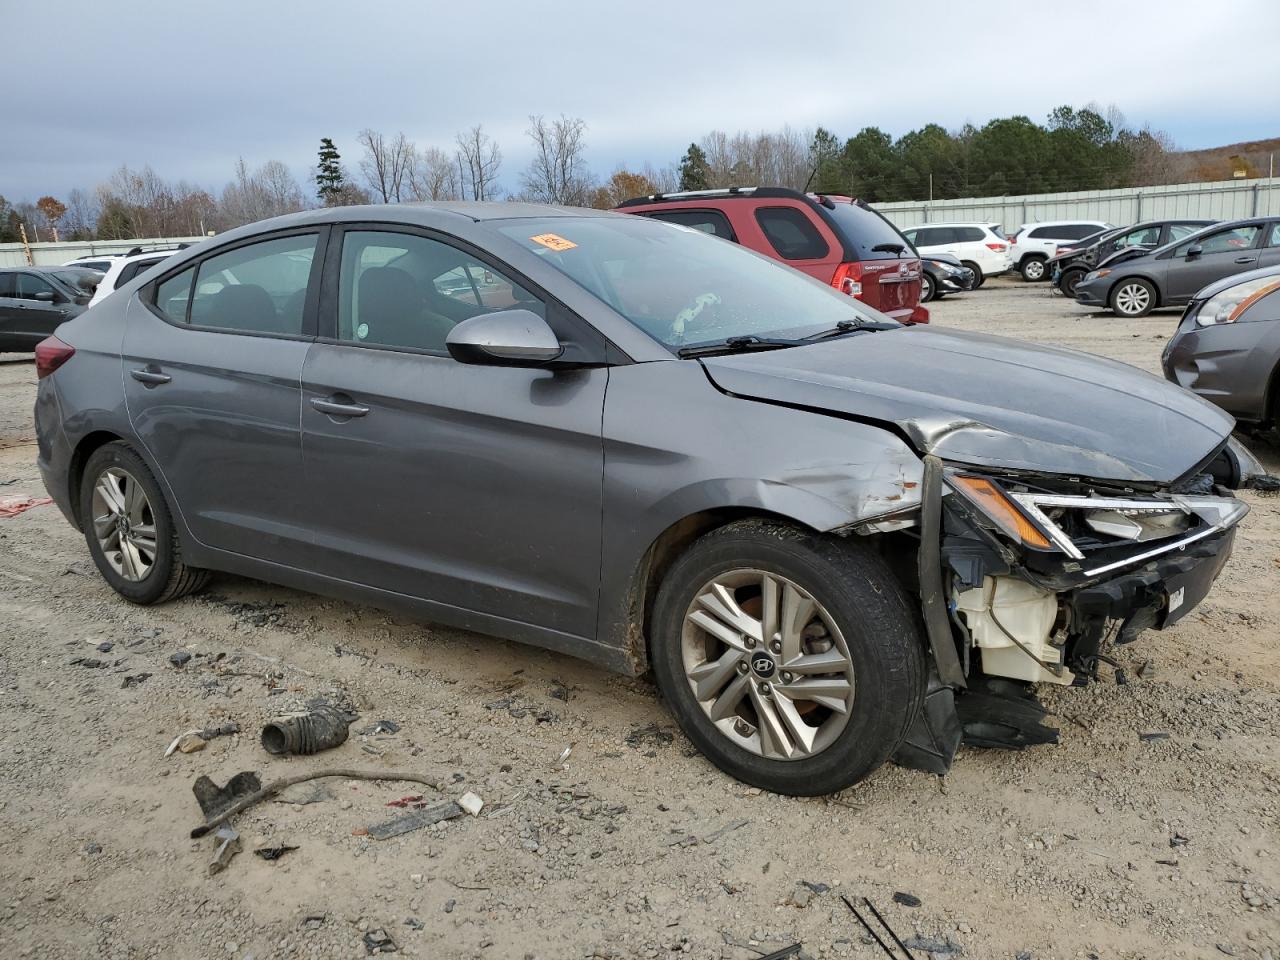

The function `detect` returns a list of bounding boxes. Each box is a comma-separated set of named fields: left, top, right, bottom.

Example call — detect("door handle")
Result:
left=130, top=368, right=171, bottom=386
left=1235, top=256, right=1257, bottom=264
left=310, top=397, right=370, bottom=418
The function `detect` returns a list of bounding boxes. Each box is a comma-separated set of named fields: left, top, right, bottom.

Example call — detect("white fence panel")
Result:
left=0, top=237, right=206, bottom=268
left=872, top=177, right=1280, bottom=232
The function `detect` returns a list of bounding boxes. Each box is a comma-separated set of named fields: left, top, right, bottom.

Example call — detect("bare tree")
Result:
left=455, top=125, right=502, bottom=201
left=406, top=145, right=462, bottom=201
left=219, top=158, right=306, bottom=228
left=519, top=114, right=594, bottom=205
left=357, top=129, right=414, bottom=203
left=63, top=188, right=99, bottom=239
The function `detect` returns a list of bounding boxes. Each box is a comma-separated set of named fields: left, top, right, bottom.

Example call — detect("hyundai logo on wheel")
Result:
left=750, top=653, right=776, bottom=678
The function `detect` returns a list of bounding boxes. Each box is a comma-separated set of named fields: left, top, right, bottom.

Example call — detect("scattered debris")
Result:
left=903, top=934, right=964, bottom=956
left=193, top=771, right=263, bottom=820
left=261, top=704, right=351, bottom=755
left=1170, top=832, right=1191, bottom=848
left=549, top=679, right=571, bottom=702
left=893, top=891, right=922, bottom=908
left=363, top=928, right=397, bottom=953
left=367, top=800, right=464, bottom=841
left=800, top=881, right=830, bottom=895
left=69, top=657, right=104, bottom=669
left=704, top=818, right=750, bottom=843
left=96, top=641, right=114, bottom=653
left=758, top=946, right=803, bottom=960
left=0, top=495, right=53, bottom=518
left=842, top=895, right=920, bottom=959
left=1137, top=659, right=1156, bottom=680
left=121, top=672, right=151, bottom=688
left=169, top=650, right=192, bottom=668
left=404, top=917, right=424, bottom=931
left=458, top=791, right=484, bottom=816
left=207, top=826, right=241, bottom=876
left=554, top=743, right=575, bottom=768
left=254, top=844, right=299, bottom=861
left=191, top=769, right=443, bottom=838
left=83, top=842, right=102, bottom=855
left=1139, top=731, right=1171, bottom=742
left=625, top=722, right=674, bottom=750
left=367, top=719, right=400, bottom=734
left=165, top=722, right=239, bottom=757
left=386, top=795, right=426, bottom=809
left=272, top=782, right=333, bottom=805
left=176, top=733, right=208, bottom=753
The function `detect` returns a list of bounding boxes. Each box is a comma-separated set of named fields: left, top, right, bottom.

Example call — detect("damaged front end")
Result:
left=892, top=449, right=1252, bottom=776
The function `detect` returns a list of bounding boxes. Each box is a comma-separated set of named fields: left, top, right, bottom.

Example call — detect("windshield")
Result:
left=496, top=216, right=891, bottom=350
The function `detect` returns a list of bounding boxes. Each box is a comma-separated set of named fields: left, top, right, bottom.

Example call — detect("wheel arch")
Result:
left=67, top=430, right=128, bottom=529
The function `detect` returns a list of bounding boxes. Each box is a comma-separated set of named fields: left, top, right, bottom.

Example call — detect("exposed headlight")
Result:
left=1083, top=269, right=1112, bottom=283
left=1195, top=276, right=1280, bottom=326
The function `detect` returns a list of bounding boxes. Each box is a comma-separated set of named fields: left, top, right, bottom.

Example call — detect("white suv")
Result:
left=901, top=222, right=1012, bottom=287
left=87, top=247, right=185, bottom=307
left=1009, top=220, right=1112, bottom=282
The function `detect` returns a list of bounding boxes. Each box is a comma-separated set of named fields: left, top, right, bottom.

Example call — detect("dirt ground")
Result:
left=1, top=278, right=1277, bottom=960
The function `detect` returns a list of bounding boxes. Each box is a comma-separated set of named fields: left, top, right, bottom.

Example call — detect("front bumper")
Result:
left=1162, top=301, right=1276, bottom=422
left=1073, top=278, right=1108, bottom=306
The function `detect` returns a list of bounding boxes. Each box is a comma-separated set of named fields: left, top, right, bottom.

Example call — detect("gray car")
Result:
left=0, top=266, right=95, bottom=352
left=33, top=203, right=1263, bottom=795
left=1163, top=264, right=1280, bottom=425
left=1075, top=217, right=1280, bottom=317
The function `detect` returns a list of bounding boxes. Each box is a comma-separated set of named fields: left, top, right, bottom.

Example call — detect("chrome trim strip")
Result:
left=1083, top=523, right=1225, bottom=578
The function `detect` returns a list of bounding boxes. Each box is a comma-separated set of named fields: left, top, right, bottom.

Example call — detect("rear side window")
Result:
left=958, top=227, right=987, bottom=242
left=0, top=274, right=15, bottom=298
left=647, top=210, right=736, bottom=241
left=1027, top=226, right=1056, bottom=239
left=188, top=234, right=319, bottom=335
left=913, top=227, right=952, bottom=246
left=154, top=268, right=195, bottom=322
left=822, top=202, right=912, bottom=260
left=754, top=206, right=829, bottom=260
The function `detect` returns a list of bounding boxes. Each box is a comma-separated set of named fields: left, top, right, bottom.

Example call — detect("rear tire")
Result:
left=649, top=519, right=926, bottom=796
left=963, top=262, right=985, bottom=288
left=1110, top=278, right=1157, bottom=318
left=1020, top=256, right=1047, bottom=282
left=79, top=442, right=210, bottom=605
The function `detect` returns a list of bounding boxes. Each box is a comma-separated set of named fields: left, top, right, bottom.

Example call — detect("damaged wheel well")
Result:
left=67, top=430, right=125, bottom=529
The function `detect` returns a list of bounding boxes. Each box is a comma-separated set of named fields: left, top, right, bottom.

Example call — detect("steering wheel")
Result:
left=671, top=293, right=722, bottom=342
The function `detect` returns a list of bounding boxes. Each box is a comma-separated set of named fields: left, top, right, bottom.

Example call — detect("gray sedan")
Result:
left=1163, top=264, right=1280, bottom=424
left=33, top=203, right=1261, bottom=795
left=1075, top=217, right=1280, bottom=317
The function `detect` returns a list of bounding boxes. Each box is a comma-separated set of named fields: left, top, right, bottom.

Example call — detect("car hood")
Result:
left=1097, top=246, right=1150, bottom=270
left=700, top=326, right=1234, bottom=484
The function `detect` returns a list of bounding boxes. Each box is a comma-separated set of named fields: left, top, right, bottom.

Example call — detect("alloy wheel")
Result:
left=680, top=569, right=855, bottom=760
left=91, top=467, right=157, bottom=582
left=1114, top=282, right=1151, bottom=316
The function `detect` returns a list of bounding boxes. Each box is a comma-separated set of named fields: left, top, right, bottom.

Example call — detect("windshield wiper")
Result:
left=802, top=317, right=869, bottom=341
left=676, top=335, right=802, bottom=358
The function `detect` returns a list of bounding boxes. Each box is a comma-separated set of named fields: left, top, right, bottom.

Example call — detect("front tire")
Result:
left=1060, top=268, right=1085, bottom=297
left=1020, top=257, right=1047, bottom=282
left=920, top=272, right=935, bottom=303
left=963, top=262, right=985, bottom=288
left=649, top=519, right=925, bottom=796
left=1111, top=278, right=1156, bottom=318
left=79, top=442, right=210, bottom=605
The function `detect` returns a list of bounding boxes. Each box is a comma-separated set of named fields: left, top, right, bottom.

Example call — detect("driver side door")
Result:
left=1165, top=223, right=1264, bottom=301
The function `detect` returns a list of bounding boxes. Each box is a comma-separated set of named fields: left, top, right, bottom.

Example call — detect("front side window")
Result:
left=1168, top=224, right=1203, bottom=243
left=497, top=215, right=885, bottom=350
left=188, top=234, right=318, bottom=335
left=17, top=273, right=58, bottom=300
left=754, top=206, right=829, bottom=260
left=155, top=267, right=195, bottom=323
left=337, top=230, right=543, bottom=354
left=1267, top=223, right=1280, bottom=247
left=1177, top=225, right=1261, bottom=257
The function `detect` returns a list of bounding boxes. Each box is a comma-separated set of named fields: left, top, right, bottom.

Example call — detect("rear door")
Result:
left=298, top=225, right=607, bottom=638
left=1257, top=222, right=1280, bottom=269
left=1164, top=223, right=1265, bottom=301
left=124, top=230, right=324, bottom=561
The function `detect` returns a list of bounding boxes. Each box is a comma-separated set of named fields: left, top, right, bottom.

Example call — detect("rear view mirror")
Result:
left=446, top=309, right=564, bottom=367
left=1186, top=244, right=1203, bottom=259
left=31, top=290, right=56, bottom=303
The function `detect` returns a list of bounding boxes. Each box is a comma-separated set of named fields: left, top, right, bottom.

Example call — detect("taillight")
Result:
left=35, top=336, right=75, bottom=379
left=831, top=262, right=864, bottom=297
left=986, top=242, right=1007, bottom=252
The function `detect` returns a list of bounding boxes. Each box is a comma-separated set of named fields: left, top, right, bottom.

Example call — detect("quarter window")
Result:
left=188, top=234, right=319, bottom=335
left=337, top=230, right=543, bottom=354
left=754, top=207, right=829, bottom=260
left=959, top=227, right=987, bottom=242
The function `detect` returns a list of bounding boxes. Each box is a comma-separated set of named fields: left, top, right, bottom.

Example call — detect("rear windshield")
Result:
left=821, top=202, right=913, bottom=261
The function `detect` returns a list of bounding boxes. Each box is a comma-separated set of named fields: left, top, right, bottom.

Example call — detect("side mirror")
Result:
left=31, top=290, right=56, bottom=303
left=445, top=309, right=564, bottom=367
left=1185, top=244, right=1203, bottom=259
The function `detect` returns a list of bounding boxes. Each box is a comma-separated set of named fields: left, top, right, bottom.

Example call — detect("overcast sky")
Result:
left=5, top=0, right=1279, bottom=202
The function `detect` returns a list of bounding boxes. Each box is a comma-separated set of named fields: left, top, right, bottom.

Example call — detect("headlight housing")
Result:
left=1083, top=269, right=1112, bottom=283
left=1195, top=275, right=1280, bottom=326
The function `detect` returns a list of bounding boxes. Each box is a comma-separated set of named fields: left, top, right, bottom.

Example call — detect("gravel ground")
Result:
left=1, top=278, right=1277, bottom=960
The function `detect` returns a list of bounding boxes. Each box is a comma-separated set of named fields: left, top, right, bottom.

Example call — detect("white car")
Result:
left=87, top=248, right=184, bottom=307
left=1008, top=220, right=1113, bottom=282
left=63, top=255, right=122, bottom=273
left=901, top=222, right=1012, bottom=287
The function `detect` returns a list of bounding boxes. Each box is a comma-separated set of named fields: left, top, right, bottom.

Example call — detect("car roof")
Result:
left=908, top=221, right=1000, bottom=228
left=1146, top=216, right=1277, bottom=257
left=1018, top=219, right=1110, bottom=227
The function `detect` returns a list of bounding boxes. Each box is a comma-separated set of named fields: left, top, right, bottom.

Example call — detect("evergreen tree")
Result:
left=677, top=143, right=711, bottom=191
left=315, top=137, right=347, bottom=206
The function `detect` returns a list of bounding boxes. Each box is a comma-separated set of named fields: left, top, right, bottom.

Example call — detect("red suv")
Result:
left=616, top=187, right=927, bottom=323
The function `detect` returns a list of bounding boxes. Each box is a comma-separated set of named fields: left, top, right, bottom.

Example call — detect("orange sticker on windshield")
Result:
left=530, top=233, right=577, bottom=252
